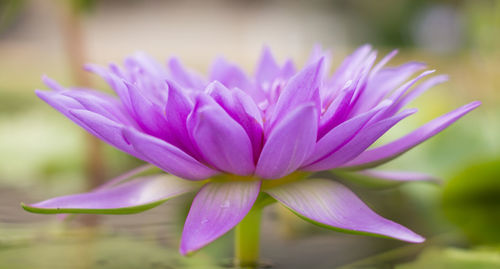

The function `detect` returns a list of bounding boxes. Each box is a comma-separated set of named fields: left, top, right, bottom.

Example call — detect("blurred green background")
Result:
left=0, top=0, right=499, bottom=268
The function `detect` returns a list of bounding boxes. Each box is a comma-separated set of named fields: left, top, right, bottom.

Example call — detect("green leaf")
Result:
left=396, top=247, right=500, bottom=269
left=442, top=159, right=500, bottom=245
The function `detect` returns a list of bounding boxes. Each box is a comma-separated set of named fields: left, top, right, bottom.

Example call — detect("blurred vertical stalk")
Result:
left=59, top=1, right=104, bottom=225
left=234, top=207, right=262, bottom=268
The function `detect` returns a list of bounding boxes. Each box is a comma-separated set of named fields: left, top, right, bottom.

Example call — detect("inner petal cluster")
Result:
left=37, top=45, right=478, bottom=181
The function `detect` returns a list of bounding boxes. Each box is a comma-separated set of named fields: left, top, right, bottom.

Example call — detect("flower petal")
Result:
left=69, top=109, right=137, bottom=156
left=390, top=75, right=449, bottom=113
left=255, top=46, right=280, bottom=84
left=265, top=178, right=424, bottom=243
left=59, top=89, right=133, bottom=125
left=206, top=81, right=263, bottom=160
left=304, top=108, right=417, bottom=171
left=164, top=81, right=200, bottom=157
left=341, top=101, right=481, bottom=170
left=304, top=100, right=392, bottom=166
left=210, top=57, right=253, bottom=91
left=334, top=170, right=439, bottom=188
left=188, top=96, right=255, bottom=175
left=84, top=64, right=133, bottom=109
left=269, top=59, right=323, bottom=126
left=124, top=82, right=169, bottom=138
left=369, top=70, right=435, bottom=121
left=256, top=103, right=318, bottom=179
left=354, top=62, right=426, bottom=113
left=168, top=57, right=206, bottom=90
left=22, top=175, right=199, bottom=214
left=122, top=127, right=219, bottom=180
left=180, top=180, right=261, bottom=255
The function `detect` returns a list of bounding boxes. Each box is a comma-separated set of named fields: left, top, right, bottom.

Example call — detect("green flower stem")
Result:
left=234, top=206, right=262, bottom=268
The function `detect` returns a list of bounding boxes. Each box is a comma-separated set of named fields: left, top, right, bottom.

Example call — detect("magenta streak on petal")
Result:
left=303, top=108, right=417, bottom=171
left=187, top=96, right=255, bottom=175
left=180, top=180, right=261, bottom=255
left=303, top=100, right=392, bottom=167
left=25, top=175, right=198, bottom=213
left=122, top=127, right=219, bottom=181
left=265, top=178, right=424, bottom=243
left=256, top=103, right=318, bottom=179
left=340, top=101, right=481, bottom=170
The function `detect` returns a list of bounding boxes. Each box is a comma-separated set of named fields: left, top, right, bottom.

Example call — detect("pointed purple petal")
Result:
left=59, top=90, right=133, bottom=125
left=37, top=90, right=137, bottom=151
left=390, top=75, right=449, bottom=113
left=303, top=108, right=416, bottom=171
left=369, top=70, right=435, bottom=121
left=124, top=82, right=169, bottom=138
left=84, top=65, right=134, bottom=109
left=210, top=57, right=253, bottom=91
left=265, top=178, right=424, bottom=243
left=256, top=103, right=317, bottom=179
left=255, top=46, right=280, bottom=84
left=354, top=62, right=426, bottom=113
left=188, top=97, right=255, bottom=175
left=206, top=81, right=263, bottom=161
left=95, top=164, right=155, bottom=191
left=42, top=75, right=65, bottom=92
left=122, top=127, right=219, bottom=180
left=163, top=81, right=200, bottom=157
left=168, top=57, right=206, bottom=89
left=180, top=180, right=261, bottom=255
left=341, top=101, right=481, bottom=169
left=69, top=109, right=137, bottom=156
left=369, top=49, right=398, bottom=77
left=318, top=87, right=355, bottom=138
left=269, top=59, right=323, bottom=126
left=23, top=175, right=199, bottom=214
left=304, top=100, right=391, bottom=166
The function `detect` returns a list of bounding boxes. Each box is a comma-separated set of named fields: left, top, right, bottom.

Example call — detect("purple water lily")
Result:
left=24, top=45, right=479, bottom=258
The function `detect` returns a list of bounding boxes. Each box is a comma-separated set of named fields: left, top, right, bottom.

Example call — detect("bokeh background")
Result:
left=0, top=0, right=499, bottom=268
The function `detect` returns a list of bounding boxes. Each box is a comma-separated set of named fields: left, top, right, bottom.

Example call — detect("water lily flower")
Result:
left=23, top=45, right=479, bottom=264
